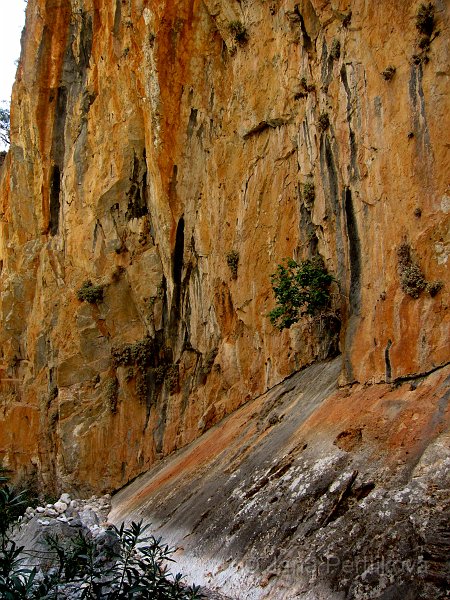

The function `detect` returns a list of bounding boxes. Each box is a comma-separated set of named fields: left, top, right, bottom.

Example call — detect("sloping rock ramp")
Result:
left=110, top=358, right=450, bottom=599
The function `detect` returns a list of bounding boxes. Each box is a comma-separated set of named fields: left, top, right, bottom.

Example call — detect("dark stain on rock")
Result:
left=321, top=40, right=333, bottom=87
left=47, top=10, right=93, bottom=235
left=187, top=108, right=198, bottom=138
left=385, top=338, right=393, bottom=382
left=77, top=12, right=93, bottom=78
left=49, top=165, right=61, bottom=236
left=126, top=150, right=149, bottom=220
left=113, top=0, right=121, bottom=38
left=344, top=187, right=361, bottom=315
left=320, top=135, right=345, bottom=283
left=340, top=64, right=359, bottom=182
left=299, top=203, right=318, bottom=256
left=297, top=10, right=312, bottom=52
left=409, top=63, right=433, bottom=171
left=168, top=216, right=185, bottom=340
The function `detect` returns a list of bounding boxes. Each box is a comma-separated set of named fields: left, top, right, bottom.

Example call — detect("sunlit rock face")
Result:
left=0, top=0, right=448, bottom=494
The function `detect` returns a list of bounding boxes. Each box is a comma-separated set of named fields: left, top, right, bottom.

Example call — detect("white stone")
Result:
left=54, top=501, right=68, bottom=514
left=44, top=508, right=58, bottom=517
left=35, top=506, right=45, bottom=513
left=59, top=493, right=71, bottom=504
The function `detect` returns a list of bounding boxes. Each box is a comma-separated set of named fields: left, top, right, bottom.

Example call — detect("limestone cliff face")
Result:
left=0, top=0, right=448, bottom=493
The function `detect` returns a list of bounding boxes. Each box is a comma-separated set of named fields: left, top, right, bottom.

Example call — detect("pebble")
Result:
left=54, top=500, right=68, bottom=514
left=59, top=493, right=71, bottom=504
left=57, top=515, right=68, bottom=522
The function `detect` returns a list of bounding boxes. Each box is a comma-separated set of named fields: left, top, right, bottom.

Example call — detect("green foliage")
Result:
left=228, top=20, right=248, bottom=44
left=381, top=66, right=396, bottom=81
left=397, top=243, right=427, bottom=298
left=318, top=112, right=330, bottom=132
left=330, top=38, right=341, bottom=60
left=268, top=257, right=334, bottom=330
left=0, top=469, right=39, bottom=599
left=226, top=250, right=239, bottom=279
left=1, top=521, right=204, bottom=599
left=112, top=337, right=154, bottom=368
left=413, top=4, right=436, bottom=65
left=165, top=365, right=179, bottom=393
left=0, top=470, right=204, bottom=600
left=400, top=264, right=426, bottom=298
left=416, top=3, right=435, bottom=36
left=0, top=482, right=29, bottom=541
left=77, top=280, right=104, bottom=304
left=295, top=78, right=315, bottom=99
left=105, top=377, right=119, bottom=414
left=302, top=180, right=315, bottom=204
left=342, top=10, right=352, bottom=27
left=0, top=105, right=10, bottom=147
left=426, top=280, right=443, bottom=297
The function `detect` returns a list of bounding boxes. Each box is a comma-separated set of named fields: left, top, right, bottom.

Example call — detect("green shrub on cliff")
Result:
left=0, top=105, right=10, bottom=147
left=268, top=257, right=334, bottom=330
left=76, top=280, right=104, bottom=304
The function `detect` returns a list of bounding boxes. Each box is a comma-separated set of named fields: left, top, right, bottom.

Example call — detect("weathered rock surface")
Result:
left=110, top=357, right=450, bottom=599
left=0, top=0, right=449, bottom=496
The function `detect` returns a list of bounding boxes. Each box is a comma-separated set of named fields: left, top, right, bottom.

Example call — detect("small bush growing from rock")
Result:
left=229, top=20, right=248, bottom=44
left=269, top=257, right=334, bottom=330
left=397, top=243, right=427, bottom=298
left=295, top=78, right=315, bottom=99
left=400, top=264, right=427, bottom=298
left=199, top=349, right=218, bottom=384
left=381, top=66, right=396, bottom=80
left=124, top=366, right=135, bottom=382
left=111, top=265, right=126, bottom=283
left=303, top=180, right=315, bottom=204
left=77, top=280, right=104, bottom=304
left=105, top=377, right=119, bottom=414
left=226, top=250, right=239, bottom=279
left=426, top=280, right=443, bottom=297
left=112, top=337, right=155, bottom=368
left=166, top=364, right=179, bottom=393
left=330, top=38, right=341, bottom=60
left=416, top=3, right=435, bottom=36
left=342, top=10, right=352, bottom=27
left=318, top=112, right=330, bottom=132
left=413, top=4, right=436, bottom=65
left=154, top=365, right=166, bottom=384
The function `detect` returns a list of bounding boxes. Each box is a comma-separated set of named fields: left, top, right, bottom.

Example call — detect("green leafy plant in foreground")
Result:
left=268, top=257, right=334, bottom=330
left=0, top=468, right=204, bottom=599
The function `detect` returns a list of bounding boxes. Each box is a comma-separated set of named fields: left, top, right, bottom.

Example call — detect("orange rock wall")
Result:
left=0, top=0, right=448, bottom=494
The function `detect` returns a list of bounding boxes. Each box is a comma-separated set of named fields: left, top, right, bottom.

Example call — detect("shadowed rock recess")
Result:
left=0, top=0, right=449, bottom=597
